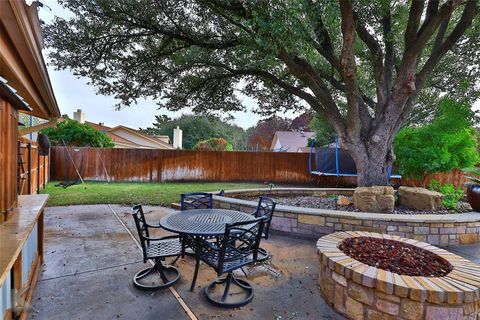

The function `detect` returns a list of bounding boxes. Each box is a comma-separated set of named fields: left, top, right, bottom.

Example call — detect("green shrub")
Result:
left=41, top=118, right=114, bottom=147
left=428, top=179, right=464, bottom=210
left=193, top=138, right=233, bottom=151
left=394, top=99, right=479, bottom=179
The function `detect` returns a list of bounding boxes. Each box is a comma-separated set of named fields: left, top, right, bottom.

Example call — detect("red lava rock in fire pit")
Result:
left=338, top=236, right=452, bottom=277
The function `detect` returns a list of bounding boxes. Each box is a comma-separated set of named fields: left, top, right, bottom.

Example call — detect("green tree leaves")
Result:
left=41, top=119, right=115, bottom=148
left=394, top=99, right=479, bottom=179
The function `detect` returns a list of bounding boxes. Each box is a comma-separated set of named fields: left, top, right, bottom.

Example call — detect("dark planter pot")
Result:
left=467, top=184, right=480, bottom=212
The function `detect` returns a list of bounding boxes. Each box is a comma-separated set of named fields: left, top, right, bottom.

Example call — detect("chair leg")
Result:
left=170, top=255, right=181, bottom=266
left=190, top=255, right=200, bottom=292
left=204, top=272, right=254, bottom=308
left=221, top=273, right=233, bottom=302
left=239, top=267, right=248, bottom=277
left=133, top=258, right=180, bottom=291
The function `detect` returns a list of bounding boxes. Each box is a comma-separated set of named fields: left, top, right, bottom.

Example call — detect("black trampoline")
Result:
left=308, top=138, right=401, bottom=180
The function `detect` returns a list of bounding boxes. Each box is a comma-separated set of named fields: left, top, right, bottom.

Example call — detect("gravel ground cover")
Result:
left=238, top=194, right=472, bottom=214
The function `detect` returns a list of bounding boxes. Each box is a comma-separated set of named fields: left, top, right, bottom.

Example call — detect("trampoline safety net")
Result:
left=315, top=147, right=357, bottom=175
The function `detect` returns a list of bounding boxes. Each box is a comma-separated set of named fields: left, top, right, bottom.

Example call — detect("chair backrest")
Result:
left=217, top=218, right=265, bottom=274
left=131, top=205, right=150, bottom=261
left=254, top=196, right=276, bottom=239
left=180, top=192, right=213, bottom=210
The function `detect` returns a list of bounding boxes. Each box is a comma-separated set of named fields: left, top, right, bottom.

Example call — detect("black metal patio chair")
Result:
left=180, top=192, right=213, bottom=210
left=190, top=217, right=266, bottom=308
left=131, top=205, right=183, bottom=290
left=253, top=196, right=276, bottom=261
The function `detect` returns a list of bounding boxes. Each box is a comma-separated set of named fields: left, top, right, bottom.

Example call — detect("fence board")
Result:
left=49, top=147, right=469, bottom=187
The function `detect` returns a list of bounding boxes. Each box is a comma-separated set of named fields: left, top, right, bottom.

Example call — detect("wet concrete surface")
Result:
left=29, top=205, right=188, bottom=320
left=31, top=204, right=480, bottom=320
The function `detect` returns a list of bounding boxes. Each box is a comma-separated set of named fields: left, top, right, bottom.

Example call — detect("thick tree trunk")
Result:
left=355, top=154, right=390, bottom=187
left=346, top=139, right=393, bottom=187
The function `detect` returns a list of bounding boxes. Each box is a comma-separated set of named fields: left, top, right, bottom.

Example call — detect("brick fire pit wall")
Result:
left=207, top=188, right=480, bottom=246
left=317, top=231, right=480, bottom=320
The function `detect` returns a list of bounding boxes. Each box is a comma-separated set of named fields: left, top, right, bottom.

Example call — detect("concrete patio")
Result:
left=27, top=204, right=480, bottom=320
left=27, top=205, right=345, bottom=320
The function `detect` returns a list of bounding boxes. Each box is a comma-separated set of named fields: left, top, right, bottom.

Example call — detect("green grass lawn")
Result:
left=41, top=181, right=266, bottom=206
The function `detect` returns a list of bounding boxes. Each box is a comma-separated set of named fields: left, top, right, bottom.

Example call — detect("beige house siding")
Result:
left=109, top=126, right=174, bottom=149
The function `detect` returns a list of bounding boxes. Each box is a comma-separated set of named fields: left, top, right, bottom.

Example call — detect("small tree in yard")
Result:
left=45, top=1, right=479, bottom=186
left=41, top=119, right=115, bottom=147
left=394, top=99, right=479, bottom=179
left=247, top=116, right=291, bottom=149
left=194, top=138, right=233, bottom=151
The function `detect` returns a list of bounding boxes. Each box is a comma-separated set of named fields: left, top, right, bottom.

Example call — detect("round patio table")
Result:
left=159, top=208, right=255, bottom=237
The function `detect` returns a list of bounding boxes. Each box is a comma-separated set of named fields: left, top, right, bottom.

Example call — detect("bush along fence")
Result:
left=49, top=147, right=468, bottom=187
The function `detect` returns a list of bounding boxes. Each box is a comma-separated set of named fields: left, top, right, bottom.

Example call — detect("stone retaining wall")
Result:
left=317, top=232, right=480, bottom=320
left=212, top=188, right=480, bottom=246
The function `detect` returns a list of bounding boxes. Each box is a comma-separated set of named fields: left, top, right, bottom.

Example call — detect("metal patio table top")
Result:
left=159, top=208, right=255, bottom=237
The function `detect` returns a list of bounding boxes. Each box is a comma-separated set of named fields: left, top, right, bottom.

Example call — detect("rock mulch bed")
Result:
left=238, top=195, right=471, bottom=214
left=338, top=236, right=452, bottom=277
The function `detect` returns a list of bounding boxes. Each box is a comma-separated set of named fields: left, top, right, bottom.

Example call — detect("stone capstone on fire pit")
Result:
left=317, top=231, right=480, bottom=320
left=398, top=186, right=444, bottom=211
left=353, top=186, right=395, bottom=213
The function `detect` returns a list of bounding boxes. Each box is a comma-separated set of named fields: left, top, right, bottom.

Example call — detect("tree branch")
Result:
left=416, top=0, right=478, bottom=92
left=411, top=0, right=460, bottom=54
left=353, top=10, right=386, bottom=108
left=418, top=0, right=440, bottom=35
left=382, top=8, right=394, bottom=99
left=339, top=0, right=362, bottom=133
left=277, top=50, right=346, bottom=131
left=432, top=12, right=452, bottom=51
left=404, top=0, right=425, bottom=50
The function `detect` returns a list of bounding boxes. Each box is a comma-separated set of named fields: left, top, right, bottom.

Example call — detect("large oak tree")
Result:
left=45, top=0, right=479, bottom=186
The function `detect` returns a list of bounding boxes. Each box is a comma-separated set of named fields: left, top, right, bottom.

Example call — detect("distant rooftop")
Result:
left=270, top=131, right=315, bottom=152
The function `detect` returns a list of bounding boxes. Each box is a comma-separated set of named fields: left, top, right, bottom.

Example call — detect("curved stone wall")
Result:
left=210, top=188, right=480, bottom=246
left=317, top=232, right=480, bottom=319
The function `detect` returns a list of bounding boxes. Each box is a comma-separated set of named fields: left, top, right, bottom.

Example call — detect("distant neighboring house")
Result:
left=270, top=131, right=315, bottom=153
left=73, top=109, right=179, bottom=149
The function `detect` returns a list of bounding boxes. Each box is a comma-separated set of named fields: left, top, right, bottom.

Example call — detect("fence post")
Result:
left=37, top=150, right=40, bottom=193
left=17, top=141, right=21, bottom=194
left=43, top=155, right=46, bottom=188
left=27, top=143, right=32, bottom=195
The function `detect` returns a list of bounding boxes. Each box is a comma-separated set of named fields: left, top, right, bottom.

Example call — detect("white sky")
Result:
left=38, top=1, right=479, bottom=129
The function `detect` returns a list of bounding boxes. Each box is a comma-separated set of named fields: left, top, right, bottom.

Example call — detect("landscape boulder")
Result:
left=353, top=186, right=395, bottom=213
left=398, top=186, right=443, bottom=211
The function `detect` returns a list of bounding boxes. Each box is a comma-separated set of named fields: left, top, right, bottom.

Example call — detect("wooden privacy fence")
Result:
left=49, top=147, right=469, bottom=187
left=400, top=169, right=467, bottom=188
left=18, top=137, right=49, bottom=195
left=50, top=147, right=314, bottom=184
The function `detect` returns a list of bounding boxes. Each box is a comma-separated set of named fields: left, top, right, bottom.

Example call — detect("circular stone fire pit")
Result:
left=317, top=232, right=480, bottom=320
